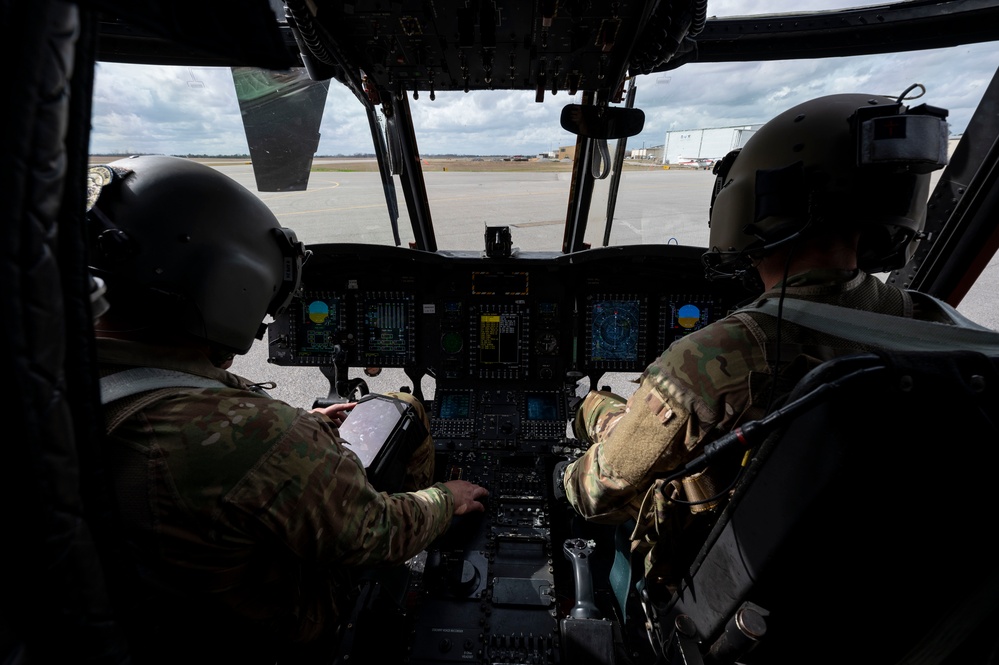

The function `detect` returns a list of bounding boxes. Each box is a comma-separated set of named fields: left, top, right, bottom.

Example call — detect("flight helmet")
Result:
left=703, top=90, right=949, bottom=280
left=86, top=155, right=309, bottom=355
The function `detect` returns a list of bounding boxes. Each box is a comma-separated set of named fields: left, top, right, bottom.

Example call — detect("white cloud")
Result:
left=89, top=18, right=999, bottom=157
left=92, top=63, right=248, bottom=155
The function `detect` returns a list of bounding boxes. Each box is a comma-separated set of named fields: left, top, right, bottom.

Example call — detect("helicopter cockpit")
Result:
left=6, top=1, right=999, bottom=663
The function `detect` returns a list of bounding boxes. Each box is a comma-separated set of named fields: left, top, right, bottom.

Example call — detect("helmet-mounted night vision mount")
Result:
left=854, top=99, right=949, bottom=174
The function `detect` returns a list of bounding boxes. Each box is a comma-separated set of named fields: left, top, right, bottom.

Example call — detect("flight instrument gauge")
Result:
left=535, top=332, right=558, bottom=355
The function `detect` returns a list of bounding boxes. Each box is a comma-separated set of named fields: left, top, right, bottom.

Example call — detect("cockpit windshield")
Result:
left=90, top=28, right=999, bottom=254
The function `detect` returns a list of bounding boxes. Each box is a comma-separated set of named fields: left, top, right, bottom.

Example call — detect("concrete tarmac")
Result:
left=216, top=163, right=999, bottom=411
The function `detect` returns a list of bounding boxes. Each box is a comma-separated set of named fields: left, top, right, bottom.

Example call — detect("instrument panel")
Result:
left=268, top=243, right=749, bottom=454
left=268, top=243, right=746, bottom=384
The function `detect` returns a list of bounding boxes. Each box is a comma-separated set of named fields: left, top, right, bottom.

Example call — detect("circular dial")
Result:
left=441, top=331, right=464, bottom=354
left=536, top=332, right=558, bottom=354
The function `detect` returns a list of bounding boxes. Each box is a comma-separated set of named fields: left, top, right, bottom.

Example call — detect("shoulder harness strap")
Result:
left=100, top=367, right=229, bottom=435
left=738, top=292, right=999, bottom=353
left=100, top=367, right=228, bottom=406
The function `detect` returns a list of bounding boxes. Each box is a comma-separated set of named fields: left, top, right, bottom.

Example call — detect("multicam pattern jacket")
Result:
left=563, top=268, right=933, bottom=585
left=97, top=337, right=452, bottom=653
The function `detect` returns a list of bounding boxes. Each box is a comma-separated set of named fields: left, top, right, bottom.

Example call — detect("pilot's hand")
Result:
left=312, top=401, right=357, bottom=426
left=443, top=480, right=489, bottom=516
left=552, top=459, right=571, bottom=502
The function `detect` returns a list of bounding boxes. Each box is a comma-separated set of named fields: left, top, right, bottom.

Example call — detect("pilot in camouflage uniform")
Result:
left=99, top=337, right=447, bottom=643
left=563, top=91, right=953, bottom=590
left=85, top=155, right=487, bottom=663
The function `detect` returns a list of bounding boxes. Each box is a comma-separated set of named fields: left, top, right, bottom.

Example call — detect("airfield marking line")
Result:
left=258, top=181, right=342, bottom=202
left=276, top=203, right=390, bottom=216
left=417, top=189, right=565, bottom=204
left=512, top=220, right=564, bottom=228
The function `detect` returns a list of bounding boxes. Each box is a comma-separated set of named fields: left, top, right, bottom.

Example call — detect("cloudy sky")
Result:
left=89, top=0, right=999, bottom=157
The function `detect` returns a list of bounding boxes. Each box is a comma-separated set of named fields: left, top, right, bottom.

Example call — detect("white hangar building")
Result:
left=662, top=125, right=763, bottom=166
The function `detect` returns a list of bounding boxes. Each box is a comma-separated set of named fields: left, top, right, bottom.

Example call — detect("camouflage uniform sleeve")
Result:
left=571, top=389, right=629, bottom=444
left=229, top=407, right=455, bottom=568
left=563, top=380, right=691, bottom=523
left=563, top=318, right=765, bottom=524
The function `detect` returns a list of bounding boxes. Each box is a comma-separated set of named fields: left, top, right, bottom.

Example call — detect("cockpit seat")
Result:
left=647, top=349, right=999, bottom=665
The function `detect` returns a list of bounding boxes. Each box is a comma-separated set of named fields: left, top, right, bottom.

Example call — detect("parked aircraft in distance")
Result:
left=671, top=156, right=715, bottom=169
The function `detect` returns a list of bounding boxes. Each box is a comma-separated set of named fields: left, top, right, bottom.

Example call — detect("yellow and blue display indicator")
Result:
left=663, top=296, right=714, bottom=343
left=675, top=303, right=703, bottom=330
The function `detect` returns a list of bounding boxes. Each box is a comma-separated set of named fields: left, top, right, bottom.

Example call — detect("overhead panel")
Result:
left=305, top=1, right=665, bottom=103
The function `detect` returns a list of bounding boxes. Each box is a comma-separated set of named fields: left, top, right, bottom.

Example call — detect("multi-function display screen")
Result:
left=525, top=393, right=559, bottom=421
left=471, top=303, right=528, bottom=379
left=479, top=312, right=520, bottom=366
left=660, top=295, right=717, bottom=346
left=297, top=295, right=346, bottom=358
left=360, top=295, right=415, bottom=366
left=364, top=301, right=408, bottom=355
left=438, top=392, right=472, bottom=420
left=588, top=297, right=644, bottom=367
